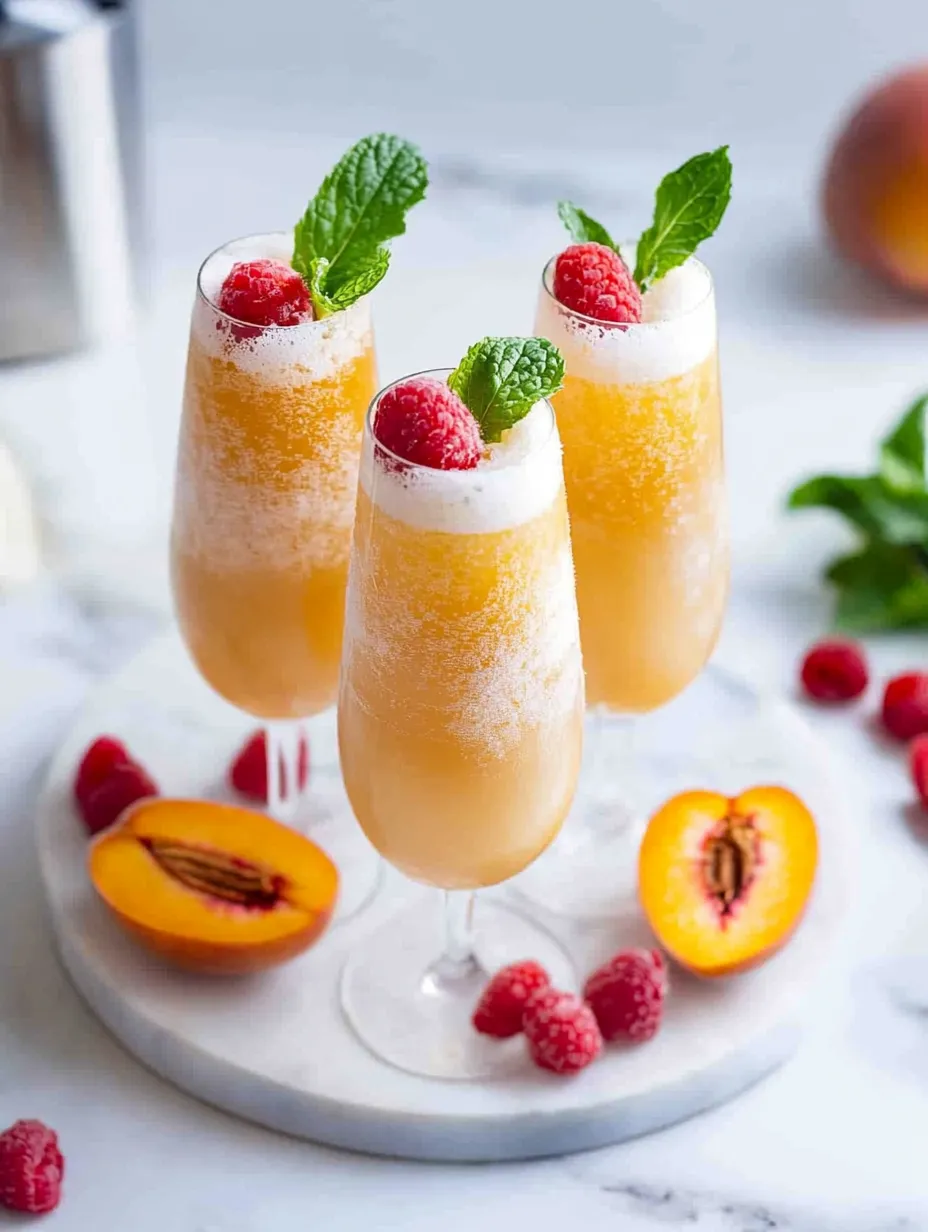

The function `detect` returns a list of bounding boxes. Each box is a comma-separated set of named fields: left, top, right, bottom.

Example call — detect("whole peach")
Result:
left=823, top=65, right=928, bottom=294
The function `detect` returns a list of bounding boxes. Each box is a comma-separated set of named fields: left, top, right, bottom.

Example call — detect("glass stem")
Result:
left=443, top=891, right=476, bottom=970
left=265, top=720, right=300, bottom=825
left=582, top=705, right=639, bottom=836
left=421, top=892, right=482, bottom=995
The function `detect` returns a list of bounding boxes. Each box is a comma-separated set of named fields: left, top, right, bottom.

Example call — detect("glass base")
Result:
left=511, top=662, right=764, bottom=920
left=341, top=896, right=575, bottom=1080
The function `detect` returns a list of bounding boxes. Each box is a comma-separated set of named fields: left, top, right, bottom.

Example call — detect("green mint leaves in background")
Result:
left=788, top=393, right=928, bottom=632
left=634, top=147, right=732, bottom=291
left=449, top=337, right=564, bottom=444
left=556, top=146, right=733, bottom=294
left=293, top=133, right=428, bottom=317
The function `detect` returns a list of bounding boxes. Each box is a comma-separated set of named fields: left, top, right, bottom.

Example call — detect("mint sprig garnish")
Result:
left=557, top=201, right=616, bottom=250
left=448, top=337, right=564, bottom=444
left=556, top=147, right=732, bottom=294
left=788, top=393, right=928, bottom=631
left=293, top=133, right=427, bottom=318
left=634, top=147, right=732, bottom=291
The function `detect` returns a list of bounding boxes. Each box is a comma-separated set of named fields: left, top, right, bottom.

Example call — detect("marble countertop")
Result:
left=3, top=129, right=928, bottom=1227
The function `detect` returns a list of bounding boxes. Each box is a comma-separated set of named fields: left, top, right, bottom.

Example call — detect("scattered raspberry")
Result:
left=472, top=961, right=551, bottom=1038
left=522, top=987, right=602, bottom=1075
left=799, top=639, right=869, bottom=703
left=882, top=672, right=928, bottom=740
left=373, top=377, right=482, bottom=470
left=217, top=259, right=312, bottom=328
left=81, top=761, right=159, bottom=836
left=74, top=735, right=129, bottom=806
left=0, top=1119, right=63, bottom=1215
left=229, top=729, right=310, bottom=804
left=911, top=735, right=928, bottom=809
left=583, top=948, right=667, bottom=1043
left=553, top=242, right=642, bottom=324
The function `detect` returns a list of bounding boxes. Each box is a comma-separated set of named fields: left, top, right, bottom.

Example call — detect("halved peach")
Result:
left=89, top=798, right=338, bottom=974
left=638, top=787, right=818, bottom=978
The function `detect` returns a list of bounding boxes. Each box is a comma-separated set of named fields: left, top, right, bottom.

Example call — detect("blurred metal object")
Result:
left=0, top=0, right=144, bottom=361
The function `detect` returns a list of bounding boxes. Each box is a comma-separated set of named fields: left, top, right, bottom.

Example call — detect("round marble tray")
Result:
left=36, top=632, right=849, bottom=1161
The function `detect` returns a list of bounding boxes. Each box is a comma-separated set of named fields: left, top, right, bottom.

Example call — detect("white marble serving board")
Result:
left=35, top=631, right=849, bottom=1161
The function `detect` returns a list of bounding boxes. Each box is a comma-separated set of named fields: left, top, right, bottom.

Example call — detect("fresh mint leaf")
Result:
left=634, top=147, right=732, bottom=291
left=827, top=543, right=928, bottom=632
left=307, top=250, right=390, bottom=317
left=557, top=201, right=616, bottom=250
left=448, top=337, right=564, bottom=444
left=293, top=133, right=427, bottom=316
left=787, top=388, right=928, bottom=631
left=788, top=474, right=928, bottom=544
left=880, top=393, right=928, bottom=493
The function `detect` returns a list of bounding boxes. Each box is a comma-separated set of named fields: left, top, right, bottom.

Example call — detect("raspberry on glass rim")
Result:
left=373, top=375, right=482, bottom=470
left=553, top=242, right=643, bottom=325
left=217, top=258, right=313, bottom=328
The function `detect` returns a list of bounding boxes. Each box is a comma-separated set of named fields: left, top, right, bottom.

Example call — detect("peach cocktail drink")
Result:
left=172, top=232, right=377, bottom=721
left=338, top=347, right=584, bottom=1079
left=535, top=256, right=727, bottom=712
left=520, top=149, right=732, bottom=920
left=170, top=134, right=427, bottom=921
left=339, top=376, right=583, bottom=889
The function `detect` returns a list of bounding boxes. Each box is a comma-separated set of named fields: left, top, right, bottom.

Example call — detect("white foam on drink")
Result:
left=360, top=399, right=565, bottom=535
left=193, top=232, right=371, bottom=383
left=173, top=232, right=373, bottom=573
left=536, top=255, right=716, bottom=385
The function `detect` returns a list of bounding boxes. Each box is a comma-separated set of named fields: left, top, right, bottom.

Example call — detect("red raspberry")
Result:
left=553, top=242, right=642, bottom=324
left=81, top=761, right=159, bottom=836
left=0, top=1120, right=63, bottom=1215
left=522, top=987, right=602, bottom=1075
left=217, top=259, right=312, bottom=328
left=373, top=377, right=482, bottom=470
left=472, top=960, right=551, bottom=1038
left=911, top=735, right=928, bottom=808
left=799, top=639, right=869, bottom=703
left=74, top=735, right=129, bottom=806
left=882, top=672, right=928, bottom=740
left=229, top=729, right=310, bottom=804
left=583, top=948, right=667, bottom=1043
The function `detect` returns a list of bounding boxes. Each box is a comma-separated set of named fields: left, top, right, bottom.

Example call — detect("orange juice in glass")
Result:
left=172, top=233, right=377, bottom=722
left=170, top=134, right=428, bottom=921
left=520, top=151, right=732, bottom=918
left=536, top=255, right=727, bottom=714
left=338, top=353, right=584, bottom=1079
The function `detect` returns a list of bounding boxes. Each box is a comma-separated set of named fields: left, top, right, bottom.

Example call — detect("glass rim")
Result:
left=195, top=229, right=331, bottom=333
left=540, top=249, right=714, bottom=329
left=365, top=367, right=557, bottom=475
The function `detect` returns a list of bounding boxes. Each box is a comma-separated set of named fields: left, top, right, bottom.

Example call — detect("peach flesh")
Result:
left=638, top=787, right=818, bottom=978
left=89, top=798, right=338, bottom=974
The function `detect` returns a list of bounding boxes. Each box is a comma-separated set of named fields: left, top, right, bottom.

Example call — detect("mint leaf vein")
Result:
left=448, top=337, right=564, bottom=444
left=293, top=133, right=427, bottom=316
left=634, top=146, right=732, bottom=291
